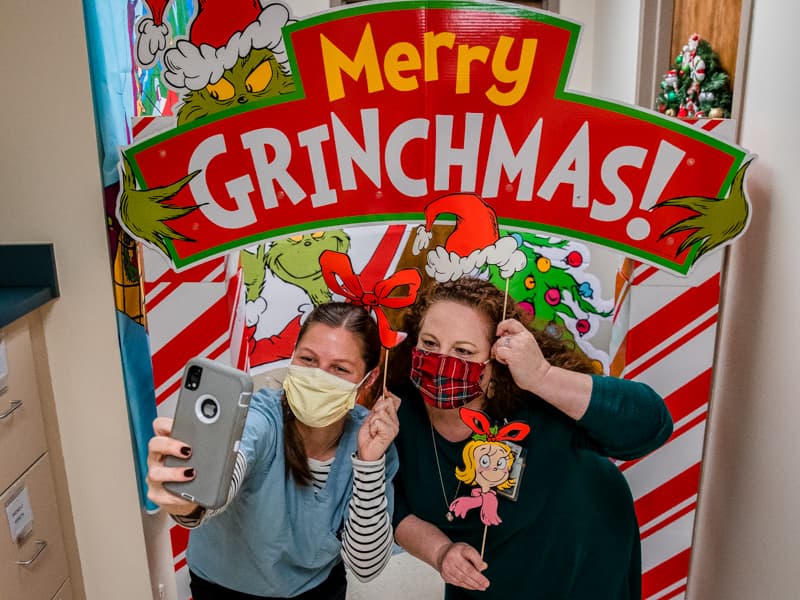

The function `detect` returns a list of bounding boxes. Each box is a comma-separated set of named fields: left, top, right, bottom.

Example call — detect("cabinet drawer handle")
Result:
left=16, top=539, right=47, bottom=566
left=0, top=400, right=22, bottom=420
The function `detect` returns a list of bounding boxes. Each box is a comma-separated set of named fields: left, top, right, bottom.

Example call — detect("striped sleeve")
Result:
left=340, top=453, right=393, bottom=582
left=308, top=457, right=333, bottom=492
left=171, top=450, right=248, bottom=528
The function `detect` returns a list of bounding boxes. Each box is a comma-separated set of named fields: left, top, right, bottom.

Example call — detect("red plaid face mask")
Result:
left=410, top=347, right=488, bottom=410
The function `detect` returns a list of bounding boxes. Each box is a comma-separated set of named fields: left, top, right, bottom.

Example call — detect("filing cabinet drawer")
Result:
left=51, top=578, right=72, bottom=600
left=0, top=318, right=47, bottom=494
left=1, top=454, right=68, bottom=600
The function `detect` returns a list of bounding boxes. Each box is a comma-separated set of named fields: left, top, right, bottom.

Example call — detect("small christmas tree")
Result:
left=656, top=33, right=733, bottom=119
left=487, top=232, right=612, bottom=349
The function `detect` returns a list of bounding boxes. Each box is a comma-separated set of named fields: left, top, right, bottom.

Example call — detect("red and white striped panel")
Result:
left=611, top=252, right=722, bottom=600
left=144, top=247, right=247, bottom=589
left=609, top=118, right=736, bottom=600
left=143, top=246, right=247, bottom=595
left=168, top=521, right=192, bottom=599
left=131, top=115, right=176, bottom=141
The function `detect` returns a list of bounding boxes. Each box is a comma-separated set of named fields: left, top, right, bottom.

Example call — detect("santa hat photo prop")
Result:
left=136, top=0, right=172, bottom=67
left=136, top=0, right=295, bottom=91
left=413, top=194, right=526, bottom=282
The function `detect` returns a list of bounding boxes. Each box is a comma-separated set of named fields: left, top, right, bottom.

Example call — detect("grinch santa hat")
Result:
left=413, top=194, right=526, bottom=282
left=136, top=0, right=294, bottom=91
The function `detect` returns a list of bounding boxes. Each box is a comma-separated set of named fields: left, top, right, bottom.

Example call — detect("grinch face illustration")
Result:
left=264, top=230, right=350, bottom=305
left=176, top=47, right=295, bottom=125
left=122, top=1, right=297, bottom=256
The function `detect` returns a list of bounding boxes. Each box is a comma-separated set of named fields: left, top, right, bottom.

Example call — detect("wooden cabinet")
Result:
left=0, top=317, right=48, bottom=492
left=52, top=579, right=74, bottom=600
left=0, top=316, right=70, bottom=600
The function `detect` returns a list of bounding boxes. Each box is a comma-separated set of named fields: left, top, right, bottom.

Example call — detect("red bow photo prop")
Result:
left=319, top=250, right=421, bottom=348
left=459, top=407, right=531, bottom=443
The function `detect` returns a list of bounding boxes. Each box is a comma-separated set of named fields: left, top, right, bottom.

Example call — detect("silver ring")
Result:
left=502, top=337, right=511, bottom=347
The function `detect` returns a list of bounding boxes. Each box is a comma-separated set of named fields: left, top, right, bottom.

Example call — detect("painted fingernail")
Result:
left=180, top=446, right=192, bottom=457
left=184, top=468, right=195, bottom=478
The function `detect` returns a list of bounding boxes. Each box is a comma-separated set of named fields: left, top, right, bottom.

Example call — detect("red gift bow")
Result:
left=319, top=250, right=422, bottom=348
left=459, top=407, right=531, bottom=442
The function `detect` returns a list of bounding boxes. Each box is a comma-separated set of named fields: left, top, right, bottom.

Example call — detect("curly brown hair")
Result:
left=388, top=277, right=597, bottom=420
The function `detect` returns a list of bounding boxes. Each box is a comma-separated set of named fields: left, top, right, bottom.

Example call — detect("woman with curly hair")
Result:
left=388, top=277, right=673, bottom=599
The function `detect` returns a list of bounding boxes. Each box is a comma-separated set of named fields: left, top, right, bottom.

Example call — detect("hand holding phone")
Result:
left=162, top=358, right=253, bottom=509
left=146, top=416, right=200, bottom=516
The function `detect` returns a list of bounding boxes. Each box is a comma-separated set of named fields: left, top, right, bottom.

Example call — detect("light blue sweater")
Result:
left=186, top=387, right=397, bottom=596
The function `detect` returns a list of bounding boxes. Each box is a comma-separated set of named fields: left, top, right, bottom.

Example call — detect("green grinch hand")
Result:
left=656, top=160, right=751, bottom=264
left=241, top=244, right=269, bottom=302
left=118, top=153, right=201, bottom=257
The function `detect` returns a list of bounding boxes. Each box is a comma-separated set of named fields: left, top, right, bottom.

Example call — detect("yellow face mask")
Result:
left=283, top=365, right=369, bottom=428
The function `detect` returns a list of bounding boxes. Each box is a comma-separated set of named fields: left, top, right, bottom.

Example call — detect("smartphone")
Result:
left=164, top=357, right=253, bottom=509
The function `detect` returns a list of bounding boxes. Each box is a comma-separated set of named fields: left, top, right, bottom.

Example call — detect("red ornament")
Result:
left=575, top=319, right=590, bottom=336
left=544, top=288, right=561, bottom=306
left=565, top=250, right=583, bottom=268
left=518, top=301, right=535, bottom=317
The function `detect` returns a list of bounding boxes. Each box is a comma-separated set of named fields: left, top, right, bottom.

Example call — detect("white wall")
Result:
left=289, top=0, right=331, bottom=17
left=688, top=2, right=800, bottom=598
left=560, top=0, right=596, bottom=92
left=0, top=2, right=153, bottom=600
left=560, top=0, right=641, bottom=103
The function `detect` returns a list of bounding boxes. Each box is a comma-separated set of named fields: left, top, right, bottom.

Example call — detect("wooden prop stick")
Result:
left=502, top=277, right=510, bottom=321
left=382, top=349, right=390, bottom=391
left=480, top=524, right=488, bottom=560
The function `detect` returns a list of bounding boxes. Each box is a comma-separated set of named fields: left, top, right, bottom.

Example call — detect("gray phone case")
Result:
left=164, top=357, right=253, bottom=509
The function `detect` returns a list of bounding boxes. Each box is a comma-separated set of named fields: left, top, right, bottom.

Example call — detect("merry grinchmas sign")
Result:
left=119, top=0, right=753, bottom=276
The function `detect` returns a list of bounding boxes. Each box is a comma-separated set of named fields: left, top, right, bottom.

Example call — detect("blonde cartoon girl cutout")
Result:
left=449, top=408, right=531, bottom=526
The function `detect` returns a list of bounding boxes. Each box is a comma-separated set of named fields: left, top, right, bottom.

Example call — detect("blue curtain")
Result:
left=82, top=0, right=136, bottom=186
left=82, top=0, right=158, bottom=512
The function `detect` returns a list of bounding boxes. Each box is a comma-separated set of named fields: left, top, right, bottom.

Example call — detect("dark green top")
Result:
left=392, top=375, right=673, bottom=600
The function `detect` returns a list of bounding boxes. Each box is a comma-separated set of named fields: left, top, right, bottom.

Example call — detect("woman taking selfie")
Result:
left=389, top=277, right=673, bottom=599
left=146, top=302, right=400, bottom=599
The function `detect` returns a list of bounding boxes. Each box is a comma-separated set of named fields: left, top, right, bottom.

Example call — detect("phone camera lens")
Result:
left=186, top=365, right=203, bottom=391
left=200, top=398, right=218, bottom=419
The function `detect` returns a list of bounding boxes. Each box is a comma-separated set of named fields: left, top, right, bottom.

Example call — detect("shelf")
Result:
left=0, top=244, right=59, bottom=329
